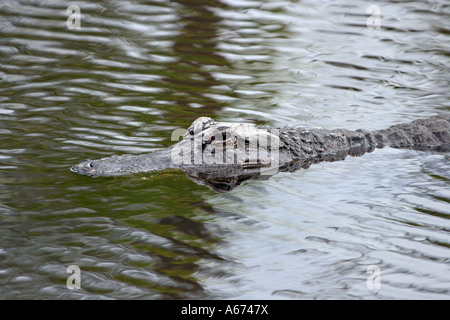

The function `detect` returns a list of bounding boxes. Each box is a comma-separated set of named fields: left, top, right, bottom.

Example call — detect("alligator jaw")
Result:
left=70, top=147, right=177, bottom=177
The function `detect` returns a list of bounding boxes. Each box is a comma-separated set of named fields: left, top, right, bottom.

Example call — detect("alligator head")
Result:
left=71, top=117, right=291, bottom=192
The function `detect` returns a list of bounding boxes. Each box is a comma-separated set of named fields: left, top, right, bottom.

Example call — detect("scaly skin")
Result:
left=71, top=115, right=450, bottom=192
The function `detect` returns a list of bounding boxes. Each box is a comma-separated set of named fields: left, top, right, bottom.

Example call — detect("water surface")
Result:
left=0, top=0, right=449, bottom=299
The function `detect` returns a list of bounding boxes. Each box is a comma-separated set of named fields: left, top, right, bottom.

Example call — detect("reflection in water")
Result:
left=163, top=0, right=232, bottom=117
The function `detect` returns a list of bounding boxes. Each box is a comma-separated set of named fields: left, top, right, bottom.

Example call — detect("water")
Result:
left=0, top=0, right=449, bottom=299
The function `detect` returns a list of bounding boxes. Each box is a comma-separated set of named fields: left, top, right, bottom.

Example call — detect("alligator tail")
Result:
left=373, top=114, right=450, bottom=152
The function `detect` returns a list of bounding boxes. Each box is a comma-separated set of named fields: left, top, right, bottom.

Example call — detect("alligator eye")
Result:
left=210, top=136, right=215, bottom=142
left=189, top=128, right=194, bottom=136
left=89, top=162, right=94, bottom=168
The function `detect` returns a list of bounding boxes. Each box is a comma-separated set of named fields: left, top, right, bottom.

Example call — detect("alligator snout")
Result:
left=70, top=159, right=98, bottom=176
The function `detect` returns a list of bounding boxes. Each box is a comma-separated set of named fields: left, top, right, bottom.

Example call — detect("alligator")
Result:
left=71, top=115, right=450, bottom=192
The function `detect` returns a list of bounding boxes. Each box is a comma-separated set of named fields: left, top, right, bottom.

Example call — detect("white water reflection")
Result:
left=206, top=149, right=450, bottom=299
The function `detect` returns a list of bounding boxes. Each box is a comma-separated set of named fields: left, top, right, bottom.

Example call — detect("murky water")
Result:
left=1, top=0, right=449, bottom=299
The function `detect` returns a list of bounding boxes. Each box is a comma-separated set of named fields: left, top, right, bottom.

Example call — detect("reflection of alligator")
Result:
left=72, top=115, right=450, bottom=192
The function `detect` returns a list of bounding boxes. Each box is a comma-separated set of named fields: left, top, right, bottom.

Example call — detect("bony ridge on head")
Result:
left=184, top=117, right=216, bottom=138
